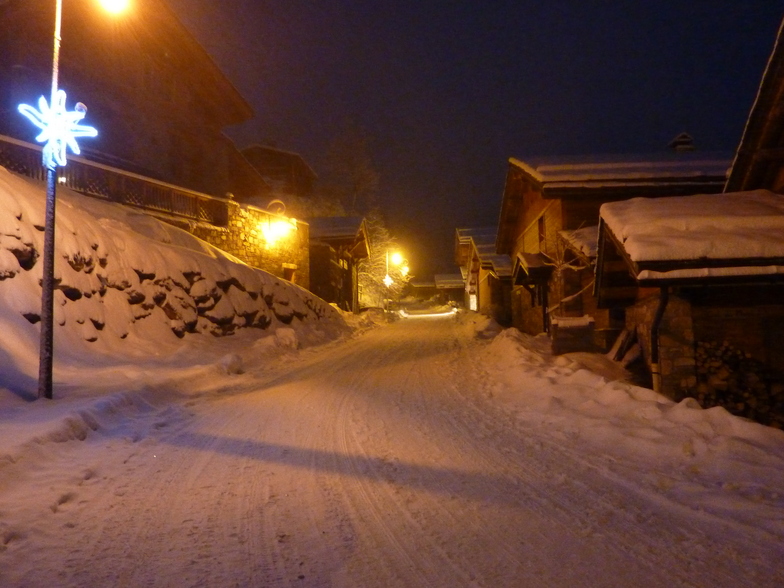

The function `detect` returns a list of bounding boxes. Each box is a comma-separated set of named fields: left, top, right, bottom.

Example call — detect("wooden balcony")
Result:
left=0, top=134, right=230, bottom=227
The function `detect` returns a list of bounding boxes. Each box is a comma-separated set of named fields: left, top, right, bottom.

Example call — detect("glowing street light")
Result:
left=17, top=0, right=128, bottom=399
left=99, top=0, right=129, bottom=14
left=259, top=217, right=298, bottom=247
left=390, top=251, right=403, bottom=266
left=384, top=249, right=409, bottom=310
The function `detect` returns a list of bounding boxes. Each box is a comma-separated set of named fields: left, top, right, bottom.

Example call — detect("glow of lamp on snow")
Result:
left=99, top=0, right=130, bottom=14
left=260, top=218, right=297, bottom=247
left=399, top=307, right=458, bottom=319
left=383, top=274, right=394, bottom=287
left=18, top=90, right=98, bottom=168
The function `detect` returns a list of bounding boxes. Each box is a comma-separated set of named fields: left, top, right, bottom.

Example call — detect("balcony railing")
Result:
left=0, top=134, right=230, bottom=227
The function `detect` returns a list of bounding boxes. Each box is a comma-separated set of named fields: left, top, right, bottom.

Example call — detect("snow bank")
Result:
left=0, top=166, right=348, bottom=396
left=479, top=326, right=784, bottom=533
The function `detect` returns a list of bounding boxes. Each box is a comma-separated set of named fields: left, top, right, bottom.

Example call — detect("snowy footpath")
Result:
left=1, top=312, right=783, bottom=587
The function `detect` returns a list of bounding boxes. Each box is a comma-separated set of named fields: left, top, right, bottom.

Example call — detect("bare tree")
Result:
left=357, top=210, right=410, bottom=308
left=321, top=122, right=380, bottom=214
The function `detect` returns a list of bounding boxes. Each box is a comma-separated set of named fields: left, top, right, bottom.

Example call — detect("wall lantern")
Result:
left=259, top=217, right=298, bottom=247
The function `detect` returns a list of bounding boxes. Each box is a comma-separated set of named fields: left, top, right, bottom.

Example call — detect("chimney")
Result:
left=668, top=132, right=696, bottom=152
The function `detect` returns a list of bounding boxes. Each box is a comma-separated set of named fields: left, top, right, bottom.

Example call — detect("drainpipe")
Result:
left=650, top=287, right=669, bottom=394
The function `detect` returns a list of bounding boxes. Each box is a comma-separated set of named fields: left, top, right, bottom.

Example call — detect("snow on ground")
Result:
left=0, top=306, right=781, bottom=585
left=477, top=322, right=784, bottom=536
left=1, top=168, right=784, bottom=585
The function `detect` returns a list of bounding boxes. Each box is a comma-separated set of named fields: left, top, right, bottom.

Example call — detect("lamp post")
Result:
left=383, top=250, right=409, bottom=312
left=17, top=0, right=126, bottom=399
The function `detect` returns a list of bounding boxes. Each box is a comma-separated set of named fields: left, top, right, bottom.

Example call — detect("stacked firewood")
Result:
left=693, top=340, right=784, bottom=429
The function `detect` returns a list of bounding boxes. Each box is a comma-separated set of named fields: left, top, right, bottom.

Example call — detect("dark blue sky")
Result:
left=167, top=0, right=783, bottom=277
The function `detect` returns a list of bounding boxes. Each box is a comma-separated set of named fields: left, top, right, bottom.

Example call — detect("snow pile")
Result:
left=0, top=166, right=347, bottom=396
left=468, top=314, right=504, bottom=339
left=480, top=326, right=784, bottom=533
left=339, top=307, right=389, bottom=331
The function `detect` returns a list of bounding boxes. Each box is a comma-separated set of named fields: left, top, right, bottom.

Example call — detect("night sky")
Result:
left=166, top=0, right=783, bottom=278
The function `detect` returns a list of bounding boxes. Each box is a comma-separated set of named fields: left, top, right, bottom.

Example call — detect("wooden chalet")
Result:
left=590, top=18, right=784, bottom=426
left=726, top=18, right=784, bottom=193
left=0, top=0, right=319, bottom=285
left=496, top=151, right=731, bottom=348
left=434, top=274, right=465, bottom=306
left=455, top=227, right=511, bottom=324
left=595, top=191, right=784, bottom=425
left=241, top=145, right=317, bottom=200
left=308, top=216, right=370, bottom=313
left=0, top=0, right=266, bottom=199
left=407, top=278, right=438, bottom=302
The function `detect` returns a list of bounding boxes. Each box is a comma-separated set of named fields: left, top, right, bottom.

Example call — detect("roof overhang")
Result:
left=512, top=252, right=553, bottom=285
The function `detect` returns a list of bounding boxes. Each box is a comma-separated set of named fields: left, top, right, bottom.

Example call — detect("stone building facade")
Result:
left=189, top=201, right=309, bottom=289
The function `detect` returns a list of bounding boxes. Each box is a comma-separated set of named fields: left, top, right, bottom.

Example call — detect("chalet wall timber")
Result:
left=241, top=145, right=318, bottom=201
left=726, top=18, right=784, bottom=193
left=496, top=151, right=732, bottom=350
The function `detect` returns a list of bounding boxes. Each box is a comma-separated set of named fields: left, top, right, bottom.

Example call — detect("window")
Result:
left=538, top=216, right=546, bottom=252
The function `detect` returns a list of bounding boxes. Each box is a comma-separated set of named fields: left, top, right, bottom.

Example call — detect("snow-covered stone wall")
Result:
left=0, top=166, right=345, bottom=349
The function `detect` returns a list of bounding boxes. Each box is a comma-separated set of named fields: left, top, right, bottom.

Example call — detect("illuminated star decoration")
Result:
left=18, top=89, right=98, bottom=169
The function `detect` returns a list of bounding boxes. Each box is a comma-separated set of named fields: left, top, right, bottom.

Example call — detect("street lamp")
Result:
left=384, top=250, right=408, bottom=310
left=17, top=0, right=127, bottom=399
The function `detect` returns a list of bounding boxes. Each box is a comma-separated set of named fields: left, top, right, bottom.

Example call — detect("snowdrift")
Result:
left=0, top=166, right=347, bottom=395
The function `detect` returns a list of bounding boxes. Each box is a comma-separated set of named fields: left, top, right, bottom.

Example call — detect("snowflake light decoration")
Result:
left=18, top=89, right=98, bottom=169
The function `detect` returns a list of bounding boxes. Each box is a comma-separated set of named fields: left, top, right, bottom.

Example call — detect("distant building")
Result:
left=407, top=278, right=437, bottom=301
left=434, top=274, right=465, bottom=306
left=455, top=227, right=511, bottom=323
left=308, top=216, right=370, bottom=313
left=240, top=145, right=318, bottom=201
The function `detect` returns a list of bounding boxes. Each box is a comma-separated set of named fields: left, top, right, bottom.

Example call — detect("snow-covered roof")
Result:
left=434, top=274, right=464, bottom=289
left=309, top=216, right=365, bottom=240
left=509, top=152, right=731, bottom=188
left=472, top=241, right=512, bottom=277
left=559, top=225, right=599, bottom=258
left=409, top=279, right=436, bottom=288
left=456, top=226, right=496, bottom=245
left=600, top=189, right=784, bottom=280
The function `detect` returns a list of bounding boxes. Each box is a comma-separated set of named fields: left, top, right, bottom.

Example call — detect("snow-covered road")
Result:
left=1, top=315, right=783, bottom=587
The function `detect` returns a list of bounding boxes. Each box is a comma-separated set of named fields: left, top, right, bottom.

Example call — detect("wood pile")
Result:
left=694, top=340, right=784, bottom=429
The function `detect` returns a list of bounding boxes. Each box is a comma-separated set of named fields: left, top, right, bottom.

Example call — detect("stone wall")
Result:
left=626, top=292, right=696, bottom=399
left=189, top=201, right=310, bottom=290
